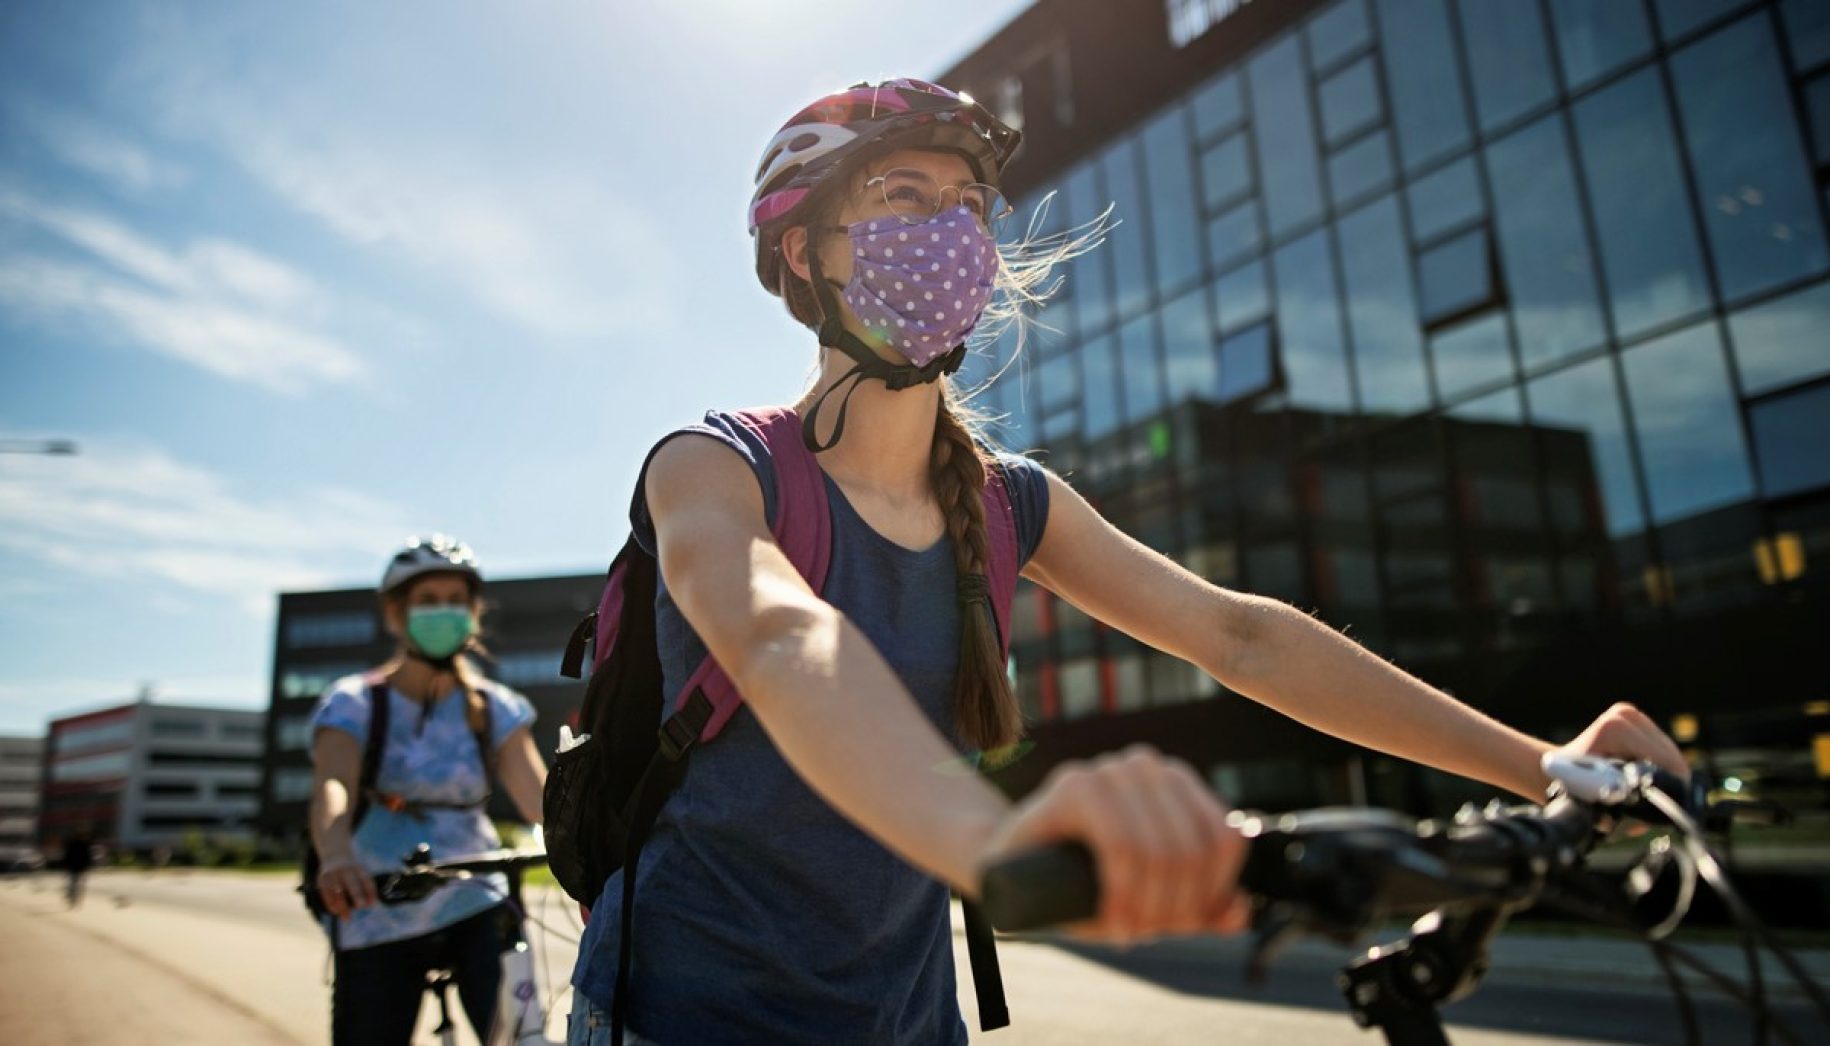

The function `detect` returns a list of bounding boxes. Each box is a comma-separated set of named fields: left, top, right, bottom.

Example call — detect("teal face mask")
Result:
left=406, top=605, right=475, bottom=660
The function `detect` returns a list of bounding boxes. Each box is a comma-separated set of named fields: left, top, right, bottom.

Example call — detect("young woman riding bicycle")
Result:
left=310, top=536, right=548, bottom=1045
left=564, top=79, right=1689, bottom=1045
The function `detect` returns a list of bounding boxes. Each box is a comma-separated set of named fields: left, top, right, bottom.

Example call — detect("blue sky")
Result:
left=0, top=0, right=1036, bottom=732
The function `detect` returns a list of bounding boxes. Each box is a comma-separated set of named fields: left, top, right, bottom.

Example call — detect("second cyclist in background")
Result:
left=309, top=535, right=549, bottom=1046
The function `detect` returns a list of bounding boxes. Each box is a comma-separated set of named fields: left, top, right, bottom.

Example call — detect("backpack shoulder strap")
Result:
left=982, top=457, right=1020, bottom=660
left=666, top=408, right=833, bottom=744
left=964, top=461, right=1020, bottom=1033
left=737, top=406, right=833, bottom=583
left=470, top=685, right=495, bottom=784
left=355, top=678, right=390, bottom=824
left=358, top=676, right=387, bottom=800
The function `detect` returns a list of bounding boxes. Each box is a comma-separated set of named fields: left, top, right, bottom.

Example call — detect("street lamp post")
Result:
left=0, top=439, right=79, bottom=455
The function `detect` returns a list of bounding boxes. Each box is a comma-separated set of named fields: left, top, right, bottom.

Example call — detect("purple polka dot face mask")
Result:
left=836, top=205, right=999, bottom=367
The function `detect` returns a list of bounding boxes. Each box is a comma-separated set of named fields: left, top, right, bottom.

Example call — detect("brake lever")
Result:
left=376, top=868, right=442, bottom=904
left=1247, top=907, right=1301, bottom=986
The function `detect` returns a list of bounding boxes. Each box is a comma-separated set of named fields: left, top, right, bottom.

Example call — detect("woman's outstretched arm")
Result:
left=1022, top=471, right=1686, bottom=800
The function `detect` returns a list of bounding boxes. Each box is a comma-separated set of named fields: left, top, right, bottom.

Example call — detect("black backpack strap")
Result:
left=961, top=897, right=1009, bottom=1030
left=470, top=686, right=496, bottom=785
left=609, top=688, right=713, bottom=1046
left=356, top=680, right=391, bottom=826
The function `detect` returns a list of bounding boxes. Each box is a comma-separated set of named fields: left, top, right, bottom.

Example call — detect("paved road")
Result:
left=0, top=869, right=1820, bottom=1044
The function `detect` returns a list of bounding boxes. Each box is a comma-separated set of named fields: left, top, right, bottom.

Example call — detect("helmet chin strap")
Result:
left=802, top=239, right=965, bottom=454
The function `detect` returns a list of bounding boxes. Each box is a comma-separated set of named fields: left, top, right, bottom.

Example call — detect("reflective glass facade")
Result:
left=952, top=0, right=1830, bottom=811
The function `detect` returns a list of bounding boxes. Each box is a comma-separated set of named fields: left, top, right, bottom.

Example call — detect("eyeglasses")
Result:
left=864, top=167, right=1012, bottom=234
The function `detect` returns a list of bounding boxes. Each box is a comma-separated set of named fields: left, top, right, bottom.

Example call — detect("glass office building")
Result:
left=944, top=0, right=1830, bottom=812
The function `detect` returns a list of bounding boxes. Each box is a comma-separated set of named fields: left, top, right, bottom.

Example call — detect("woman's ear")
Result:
left=781, top=225, right=813, bottom=284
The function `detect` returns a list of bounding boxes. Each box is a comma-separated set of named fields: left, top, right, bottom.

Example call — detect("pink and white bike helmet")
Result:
left=748, top=78, right=1021, bottom=297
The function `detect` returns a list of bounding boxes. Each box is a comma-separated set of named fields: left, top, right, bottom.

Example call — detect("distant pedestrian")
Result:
left=60, top=831, right=94, bottom=909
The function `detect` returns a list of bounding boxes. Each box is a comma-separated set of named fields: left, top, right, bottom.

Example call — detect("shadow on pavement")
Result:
left=1034, top=935, right=1818, bottom=1045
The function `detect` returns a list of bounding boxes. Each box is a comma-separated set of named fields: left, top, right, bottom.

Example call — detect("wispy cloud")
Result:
left=0, top=438, right=410, bottom=614
left=213, top=125, right=678, bottom=341
left=0, top=186, right=365, bottom=394
left=5, top=96, right=190, bottom=195
left=131, top=46, right=679, bottom=343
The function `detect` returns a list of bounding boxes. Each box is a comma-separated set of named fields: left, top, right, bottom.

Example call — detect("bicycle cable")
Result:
left=1645, top=785, right=1830, bottom=1027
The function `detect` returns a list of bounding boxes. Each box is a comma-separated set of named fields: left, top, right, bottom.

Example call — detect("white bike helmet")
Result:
left=380, top=534, right=482, bottom=595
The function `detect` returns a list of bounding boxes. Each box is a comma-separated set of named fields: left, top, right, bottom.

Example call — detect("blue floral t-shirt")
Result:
left=312, top=675, right=536, bottom=950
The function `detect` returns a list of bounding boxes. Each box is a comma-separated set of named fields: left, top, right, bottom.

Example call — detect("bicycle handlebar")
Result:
left=980, top=759, right=1703, bottom=935
left=976, top=759, right=1780, bottom=1046
left=303, top=846, right=550, bottom=908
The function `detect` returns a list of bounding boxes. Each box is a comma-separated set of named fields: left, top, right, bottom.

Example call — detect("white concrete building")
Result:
left=41, top=698, right=265, bottom=851
left=0, top=735, right=44, bottom=863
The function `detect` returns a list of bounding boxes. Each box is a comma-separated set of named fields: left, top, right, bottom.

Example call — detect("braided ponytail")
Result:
left=930, top=386, right=1022, bottom=756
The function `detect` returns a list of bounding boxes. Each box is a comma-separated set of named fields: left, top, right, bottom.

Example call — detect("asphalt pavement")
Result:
left=0, top=868, right=1824, bottom=1045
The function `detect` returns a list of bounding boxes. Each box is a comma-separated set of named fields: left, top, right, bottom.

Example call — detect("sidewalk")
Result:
left=0, top=876, right=301, bottom=1044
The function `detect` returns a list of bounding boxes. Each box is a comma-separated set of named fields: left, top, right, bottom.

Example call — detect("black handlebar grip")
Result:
left=979, top=842, right=1100, bottom=931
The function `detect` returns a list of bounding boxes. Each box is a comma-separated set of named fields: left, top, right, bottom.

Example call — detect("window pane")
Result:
left=1620, top=322, right=1755, bottom=523
left=1219, top=322, right=1275, bottom=402
left=1446, top=386, right=1549, bottom=542
left=1784, top=0, right=1830, bottom=71
left=1065, top=163, right=1113, bottom=335
left=1162, top=285, right=1217, bottom=404
left=1339, top=196, right=1430, bottom=414
left=1807, top=74, right=1830, bottom=166
left=1548, top=0, right=1654, bottom=91
left=1058, top=659, right=1101, bottom=719
left=1083, top=336, right=1120, bottom=439
left=1121, top=313, right=1163, bottom=422
left=1245, top=540, right=1306, bottom=602
left=1487, top=115, right=1605, bottom=370
left=1207, top=198, right=1263, bottom=271
left=1573, top=69, right=1712, bottom=341
left=1418, top=227, right=1494, bottom=325
left=1310, top=0, right=1373, bottom=71
left=1406, top=156, right=1484, bottom=243
left=1318, top=57, right=1383, bottom=147
left=1273, top=229, right=1354, bottom=411
left=1040, top=343, right=1081, bottom=411
left=1431, top=311, right=1514, bottom=400
left=1248, top=34, right=1325, bottom=237
left=1328, top=129, right=1395, bottom=210
left=1654, top=0, right=1747, bottom=41
left=1141, top=105, right=1203, bottom=294
left=1190, top=69, right=1245, bottom=141
left=1751, top=384, right=1830, bottom=497
left=1103, top=138, right=1152, bottom=320
left=1456, top=0, right=1557, bottom=133
left=1527, top=356, right=1645, bottom=536
left=1374, top=0, right=1473, bottom=173
left=1727, top=279, right=1830, bottom=394
left=1214, top=260, right=1270, bottom=333
left=1670, top=14, right=1830, bottom=303
left=1201, top=132, right=1253, bottom=210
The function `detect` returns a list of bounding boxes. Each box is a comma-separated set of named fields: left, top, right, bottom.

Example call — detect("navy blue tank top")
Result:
left=570, top=410, right=1050, bottom=1044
